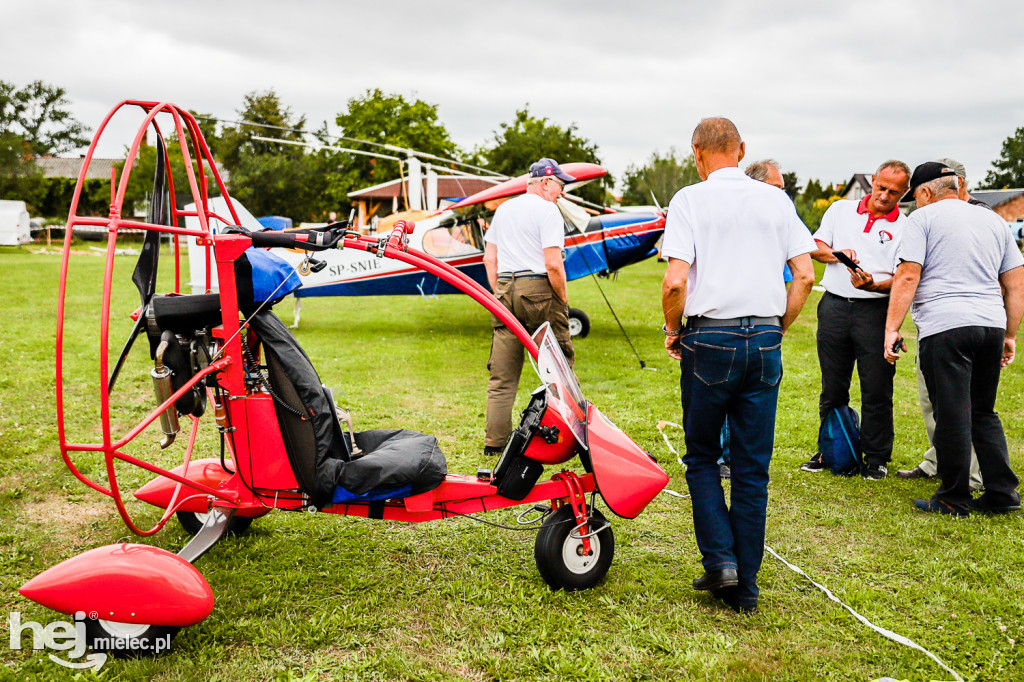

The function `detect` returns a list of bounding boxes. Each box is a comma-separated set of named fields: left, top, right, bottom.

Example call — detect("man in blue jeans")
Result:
left=662, top=117, right=816, bottom=613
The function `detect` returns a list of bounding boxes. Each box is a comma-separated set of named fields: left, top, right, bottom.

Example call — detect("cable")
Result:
left=568, top=226, right=648, bottom=369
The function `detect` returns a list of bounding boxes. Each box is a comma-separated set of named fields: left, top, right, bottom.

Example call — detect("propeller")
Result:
left=108, top=135, right=168, bottom=392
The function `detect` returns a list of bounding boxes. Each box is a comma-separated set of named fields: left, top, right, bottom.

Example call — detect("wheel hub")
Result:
left=562, top=534, right=601, bottom=574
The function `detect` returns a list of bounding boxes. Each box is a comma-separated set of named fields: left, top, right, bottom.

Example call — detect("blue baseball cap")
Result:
left=529, top=158, right=575, bottom=183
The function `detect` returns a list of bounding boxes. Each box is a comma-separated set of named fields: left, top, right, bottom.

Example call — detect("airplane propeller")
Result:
left=108, top=135, right=169, bottom=392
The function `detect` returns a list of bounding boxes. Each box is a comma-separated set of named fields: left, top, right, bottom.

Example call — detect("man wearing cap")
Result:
left=482, top=158, right=574, bottom=456
left=885, top=162, right=1024, bottom=517
left=662, top=117, right=815, bottom=613
left=800, top=160, right=910, bottom=480
left=897, top=158, right=985, bottom=489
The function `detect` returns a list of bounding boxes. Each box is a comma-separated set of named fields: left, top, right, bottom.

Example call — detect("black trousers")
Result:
left=919, top=326, right=1020, bottom=511
left=816, top=292, right=895, bottom=464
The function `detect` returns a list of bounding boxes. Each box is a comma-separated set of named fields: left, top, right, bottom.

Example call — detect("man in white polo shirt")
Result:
left=800, top=160, right=910, bottom=480
left=482, top=158, right=574, bottom=456
left=662, top=117, right=815, bottom=614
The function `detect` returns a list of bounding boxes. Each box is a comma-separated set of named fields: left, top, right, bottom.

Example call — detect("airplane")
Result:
left=186, top=163, right=666, bottom=337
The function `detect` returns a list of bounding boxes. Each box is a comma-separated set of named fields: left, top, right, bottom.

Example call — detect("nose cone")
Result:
left=586, top=405, right=669, bottom=519
left=20, top=543, right=214, bottom=627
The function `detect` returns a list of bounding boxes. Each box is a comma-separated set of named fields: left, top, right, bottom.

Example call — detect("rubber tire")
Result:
left=84, top=618, right=179, bottom=658
left=176, top=510, right=253, bottom=536
left=567, top=308, right=591, bottom=338
left=534, top=505, right=614, bottom=590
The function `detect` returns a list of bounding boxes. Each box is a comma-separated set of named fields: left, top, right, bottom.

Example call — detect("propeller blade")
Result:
left=108, top=310, right=146, bottom=392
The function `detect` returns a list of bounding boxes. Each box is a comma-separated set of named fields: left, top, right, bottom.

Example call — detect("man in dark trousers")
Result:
left=482, top=158, right=575, bottom=456
left=885, top=161, right=1024, bottom=517
left=800, top=161, right=910, bottom=479
left=662, top=117, right=815, bottom=613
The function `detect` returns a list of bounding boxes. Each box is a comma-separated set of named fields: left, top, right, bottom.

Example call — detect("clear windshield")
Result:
left=533, top=323, right=588, bottom=448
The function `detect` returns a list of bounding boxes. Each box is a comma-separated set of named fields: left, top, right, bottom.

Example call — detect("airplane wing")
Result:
left=446, top=163, right=606, bottom=211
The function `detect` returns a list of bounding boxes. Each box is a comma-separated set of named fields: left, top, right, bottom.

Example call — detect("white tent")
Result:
left=0, top=200, right=31, bottom=246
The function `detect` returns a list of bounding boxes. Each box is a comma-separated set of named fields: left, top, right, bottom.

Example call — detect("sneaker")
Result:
left=800, top=453, right=827, bottom=473
left=862, top=463, right=887, bottom=480
left=968, top=493, right=1021, bottom=514
left=719, top=464, right=731, bottom=480
left=913, top=497, right=969, bottom=518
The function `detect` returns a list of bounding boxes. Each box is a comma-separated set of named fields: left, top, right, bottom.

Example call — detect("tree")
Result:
left=782, top=172, right=799, bottom=199
left=0, top=80, right=90, bottom=156
left=982, top=125, right=1024, bottom=189
left=620, top=149, right=699, bottom=206
left=0, top=131, right=44, bottom=207
left=332, top=89, right=459, bottom=209
left=474, top=106, right=606, bottom=205
left=216, top=91, right=307, bottom=173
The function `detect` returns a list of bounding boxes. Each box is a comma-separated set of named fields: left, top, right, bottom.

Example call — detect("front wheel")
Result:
left=534, top=505, right=614, bottom=590
left=176, top=510, right=253, bottom=536
left=84, top=618, right=179, bottom=658
left=567, top=308, right=590, bottom=338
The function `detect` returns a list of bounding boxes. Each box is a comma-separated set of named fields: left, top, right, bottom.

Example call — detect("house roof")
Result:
left=839, top=174, right=872, bottom=197
left=34, top=157, right=120, bottom=180
left=348, top=175, right=499, bottom=200
left=970, top=189, right=1024, bottom=207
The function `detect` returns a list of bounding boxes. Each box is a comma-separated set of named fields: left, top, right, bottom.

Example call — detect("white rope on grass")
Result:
left=763, top=546, right=964, bottom=682
left=654, top=418, right=964, bottom=682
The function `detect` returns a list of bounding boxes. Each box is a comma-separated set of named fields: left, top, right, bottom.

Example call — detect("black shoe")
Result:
left=719, top=464, right=731, bottom=480
left=862, top=463, right=887, bottom=480
left=800, top=453, right=827, bottom=473
left=897, top=466, right=931, bottom=479
left=968, top=493, right=1021, bottom=514
left=484, top=446, right=503, bottom=457
left=913, top=497, right=969, bottom=519
left=710, top=586, right=758, bottom=614
left=692, top=568, right=738, bottom=592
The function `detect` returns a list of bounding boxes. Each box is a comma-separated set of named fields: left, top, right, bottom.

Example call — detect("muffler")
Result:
left=152, top=339, right=179, bottom=449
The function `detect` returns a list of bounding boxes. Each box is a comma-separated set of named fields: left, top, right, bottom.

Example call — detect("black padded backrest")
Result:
left=264, top=348, right=319, bottom=498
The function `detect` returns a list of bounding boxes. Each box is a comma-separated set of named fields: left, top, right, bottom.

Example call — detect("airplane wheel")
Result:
left=568, top=308, right=590, bottom=338
left=84, top=618, right=179, bottom=658
left=176, top=510, right=253, bottom=536
left=534, top=505, right=614, bottom=590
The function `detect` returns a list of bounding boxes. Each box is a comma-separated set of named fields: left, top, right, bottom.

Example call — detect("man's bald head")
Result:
left=691, top=117, right=742, bottom=154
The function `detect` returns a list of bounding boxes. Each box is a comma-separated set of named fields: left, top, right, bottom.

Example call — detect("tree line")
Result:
left=4, top=79, right=1024, bottom=227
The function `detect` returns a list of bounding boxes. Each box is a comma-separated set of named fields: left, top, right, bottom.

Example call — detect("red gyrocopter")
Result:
left=18, top=101, right=668, bottom=656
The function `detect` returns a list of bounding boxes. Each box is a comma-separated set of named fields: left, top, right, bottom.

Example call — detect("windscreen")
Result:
left=533, top=323, right=588, bottom=448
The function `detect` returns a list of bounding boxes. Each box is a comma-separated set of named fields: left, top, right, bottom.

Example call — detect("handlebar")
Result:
left=246, top=225, right=349, bottom=251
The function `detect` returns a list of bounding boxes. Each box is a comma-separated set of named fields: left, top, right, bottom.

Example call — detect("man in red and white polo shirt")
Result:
left=800, top=161, right=910, bottom=480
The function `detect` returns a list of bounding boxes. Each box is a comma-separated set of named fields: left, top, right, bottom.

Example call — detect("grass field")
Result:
left=1, top=244, right=1022, bottom=681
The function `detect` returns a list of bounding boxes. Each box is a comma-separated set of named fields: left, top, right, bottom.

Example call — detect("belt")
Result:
left=823, top=291, right=889, bottom=304
left=497, top=271, right=547, bottom=280
left=686, top=316, right=782, bottom=329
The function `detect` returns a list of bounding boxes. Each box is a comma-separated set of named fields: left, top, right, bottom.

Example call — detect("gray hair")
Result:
left=691, top=117, right=742, bottom=153
left=745, top=159, right=781, bottom=183
left=876, top=159, right=911, bottom=178
left=934, top=157, right=967, bottom=182
left=920, top=175, right=959, bottom=197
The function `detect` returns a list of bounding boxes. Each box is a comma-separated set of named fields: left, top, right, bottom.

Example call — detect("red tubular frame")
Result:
left=54, top=101, right=549, bottom=537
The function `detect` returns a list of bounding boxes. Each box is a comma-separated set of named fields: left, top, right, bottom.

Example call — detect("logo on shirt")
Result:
left=877, top=230, right=893, bottom=244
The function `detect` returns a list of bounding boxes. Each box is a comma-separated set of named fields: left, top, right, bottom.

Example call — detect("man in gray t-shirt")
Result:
left=885, top=162, right=1024, bottom=517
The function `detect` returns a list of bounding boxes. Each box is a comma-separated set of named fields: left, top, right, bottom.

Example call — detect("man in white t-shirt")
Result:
left=661, top=117, right=816, bottom=614
left=800, top=161, right=910, bottom=480
left=481, top=158, right=574, bottom=455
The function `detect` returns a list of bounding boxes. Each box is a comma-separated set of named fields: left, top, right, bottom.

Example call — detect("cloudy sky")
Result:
left=5, top=0, right=1024, bottom=190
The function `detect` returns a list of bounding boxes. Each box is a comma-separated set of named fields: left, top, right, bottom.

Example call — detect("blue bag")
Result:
left=819, top=406, right=862, bottom=475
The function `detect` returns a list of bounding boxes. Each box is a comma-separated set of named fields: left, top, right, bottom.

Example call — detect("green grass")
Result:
left=1, top=245, right=1023, bottom=681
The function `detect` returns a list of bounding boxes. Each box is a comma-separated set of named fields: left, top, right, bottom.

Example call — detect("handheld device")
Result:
left=832, top=251, right=863, bottom=272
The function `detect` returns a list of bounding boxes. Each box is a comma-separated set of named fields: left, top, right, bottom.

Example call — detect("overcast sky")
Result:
left=5, top=0, right=1024, bottom=191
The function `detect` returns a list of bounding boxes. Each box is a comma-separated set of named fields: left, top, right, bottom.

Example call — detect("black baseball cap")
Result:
left=529, top=158, right=575, bottom=183
left=904, top=161, right=958, bottom=200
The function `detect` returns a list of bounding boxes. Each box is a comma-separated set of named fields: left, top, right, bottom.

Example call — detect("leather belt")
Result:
left=497, top=271, right=547, bottom=280
left=824, top=291, right=888, bottom=304
left=686, top=316, right=782, bottom=329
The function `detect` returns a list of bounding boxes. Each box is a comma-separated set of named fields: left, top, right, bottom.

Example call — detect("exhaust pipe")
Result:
left=152, top=339, right=179, bottom=449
